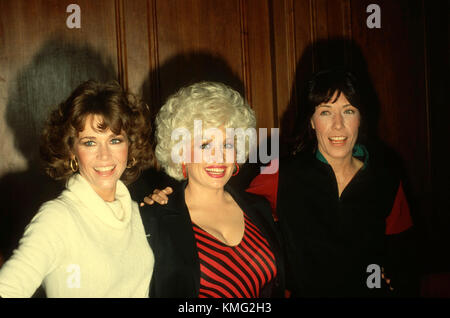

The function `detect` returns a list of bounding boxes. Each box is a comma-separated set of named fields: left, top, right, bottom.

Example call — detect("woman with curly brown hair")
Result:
left=0, top=80, right=155, bottom=297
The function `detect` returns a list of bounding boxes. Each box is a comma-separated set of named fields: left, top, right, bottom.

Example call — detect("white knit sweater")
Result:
left=0, top=173, right=154, bottom=298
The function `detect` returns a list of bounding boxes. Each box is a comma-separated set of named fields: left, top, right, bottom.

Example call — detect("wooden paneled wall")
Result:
left=0, top=0, right=448, bottom=272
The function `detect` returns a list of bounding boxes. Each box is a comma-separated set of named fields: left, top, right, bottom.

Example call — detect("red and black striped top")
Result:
left=192, top=213, right=277, bottom=298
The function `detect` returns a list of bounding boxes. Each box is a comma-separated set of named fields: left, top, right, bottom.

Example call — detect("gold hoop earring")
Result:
left=127, top=157, right=137, bottom=169
left=69, top=158, right=79, bottom=172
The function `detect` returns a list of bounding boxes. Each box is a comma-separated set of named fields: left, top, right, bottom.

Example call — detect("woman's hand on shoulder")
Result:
left=139, top=187, right=173, bottom=207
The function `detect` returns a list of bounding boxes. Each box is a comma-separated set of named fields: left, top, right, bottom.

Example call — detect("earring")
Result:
left=232, top=163, right=239, bottom=176
left=182, top=163, right=187, bottom=179
left=69, top=158, right=79, bottom=172
left=127, top=157, right=136, bottom=169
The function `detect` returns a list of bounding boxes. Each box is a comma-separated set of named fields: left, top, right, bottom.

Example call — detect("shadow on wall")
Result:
left=280, top=38, right=414, bottom=200
left=129, top=51, right=259, bottom=201
left=0, top=37, right=117, bottom=278
left=279, top=38, right=382, bottom=155
left=131, top=42, right=409, bottom=197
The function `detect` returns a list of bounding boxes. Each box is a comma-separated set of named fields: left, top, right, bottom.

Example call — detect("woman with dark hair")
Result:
left=247, top=68, right=414, bottom=297
left=0, top=80, right=155, bottom=297
left=148, top=69, right=414, bottom=297
left=293, top=69, right=369, bottom=154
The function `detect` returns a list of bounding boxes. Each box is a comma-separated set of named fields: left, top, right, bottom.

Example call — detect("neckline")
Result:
left=315, top=143, right=369, bottom=170
left=66, top=173, right=132, bottom=228
left=192, top=217, right=246, bottom=248
left=106, top=200, right=125, bottom=221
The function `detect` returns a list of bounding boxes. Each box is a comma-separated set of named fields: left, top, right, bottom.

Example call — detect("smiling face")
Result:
left=185, top=126, right=236, bottom=191
left=310, top=91, right=360, bottom=163
left=72, top=114, right=129, bottom=201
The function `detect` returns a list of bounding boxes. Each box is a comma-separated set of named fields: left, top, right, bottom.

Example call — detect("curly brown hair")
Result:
left=40, top=80, right=154, bottom=185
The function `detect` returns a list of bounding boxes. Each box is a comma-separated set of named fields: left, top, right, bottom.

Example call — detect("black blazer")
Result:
left=139, top=181, right=285, bottom=298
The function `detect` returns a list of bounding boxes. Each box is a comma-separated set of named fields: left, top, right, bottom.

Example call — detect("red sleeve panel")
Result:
left=385, top=182, right=413, bottom=235
left=245, top=159, right=412, bottom=233
left=246, top=160, right=279, bottom=220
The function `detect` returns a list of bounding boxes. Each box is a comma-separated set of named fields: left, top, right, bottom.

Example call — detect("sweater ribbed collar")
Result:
left=65, top=173, right=132, bottom=229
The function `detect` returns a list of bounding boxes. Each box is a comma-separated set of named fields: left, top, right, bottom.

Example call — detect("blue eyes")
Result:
left=319, top=109, right=356, bottom=116
left=110, top=138, right=123, bottom=144
left=82, top=138, right=123, bottom=147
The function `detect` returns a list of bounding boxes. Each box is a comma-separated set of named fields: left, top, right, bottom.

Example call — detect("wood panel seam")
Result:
left=268, top=0, right=279, bottom=127
left=147, top=0, right=160, bottom=107
left=239, top=0, right=252, bottom=106
left=286, top=0, right=296, bottom=108
left=309, top=0, right=316, bottom=72
left=344, top=0, right=352, bottom=64
left=115, top=0, right=128, bottom=89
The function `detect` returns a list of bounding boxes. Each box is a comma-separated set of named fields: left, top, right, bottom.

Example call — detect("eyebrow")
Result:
left=200, top=138, right=234, bottom=144
left=317, top=103, right=352, bottom=108
left=79, top=134, right=123, bottom=140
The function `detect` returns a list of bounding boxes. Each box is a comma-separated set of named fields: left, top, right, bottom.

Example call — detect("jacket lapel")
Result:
left=158, top=182, right=200, bottom=293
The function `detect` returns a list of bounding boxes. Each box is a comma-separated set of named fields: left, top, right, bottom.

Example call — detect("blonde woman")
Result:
left=140, top=82, right=284, bottom=298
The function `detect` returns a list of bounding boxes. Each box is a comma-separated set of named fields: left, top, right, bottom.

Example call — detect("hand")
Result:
left=381, top=266, right=394, bottom=291
left=140, top=187, right=173, bottom=207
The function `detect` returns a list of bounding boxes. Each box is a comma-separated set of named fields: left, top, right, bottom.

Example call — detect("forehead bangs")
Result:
left=73, top=110, right=128, bottom=137
left=312, top=89, right=342, bottom=107
left=70, top=86, right=133, bottom=136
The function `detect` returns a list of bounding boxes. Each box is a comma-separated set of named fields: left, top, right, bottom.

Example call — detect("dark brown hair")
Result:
left=293, top=68, right=368, bottom=154
left=40, top=80, right=154, bottom=184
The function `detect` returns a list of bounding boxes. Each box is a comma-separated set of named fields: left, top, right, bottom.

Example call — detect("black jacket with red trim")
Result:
left=276, top=149, right=416, bottom=297
left=139, top=181, right=285, bottom=298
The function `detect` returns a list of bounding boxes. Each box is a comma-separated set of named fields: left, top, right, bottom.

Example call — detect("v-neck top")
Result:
left=192, top=213, right=277, bottom=298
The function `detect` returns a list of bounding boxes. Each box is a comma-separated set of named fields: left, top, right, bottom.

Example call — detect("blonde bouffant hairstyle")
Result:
left=155, top=81, right=256, bottom=181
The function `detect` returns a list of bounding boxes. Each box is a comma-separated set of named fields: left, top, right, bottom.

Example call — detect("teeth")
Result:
left=205, top=168, right=225, bottom=173
left=329, top=137, right=347, bottom=141
left=94, top=166, right=115, bottom=172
